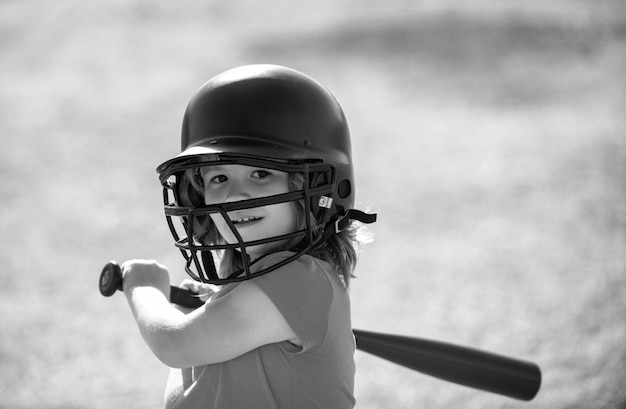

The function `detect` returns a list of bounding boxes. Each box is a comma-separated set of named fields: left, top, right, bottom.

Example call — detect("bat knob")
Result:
left=99, top=260, right=123, bottom=297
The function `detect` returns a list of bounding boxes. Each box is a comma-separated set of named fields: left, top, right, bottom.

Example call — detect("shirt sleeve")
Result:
left=251, top=252, right=333, bottom=352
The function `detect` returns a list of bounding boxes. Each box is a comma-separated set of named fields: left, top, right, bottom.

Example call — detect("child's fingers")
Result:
left=179, top=279, right=215, bottom=302
left=179, top=279, right=199, bottom=292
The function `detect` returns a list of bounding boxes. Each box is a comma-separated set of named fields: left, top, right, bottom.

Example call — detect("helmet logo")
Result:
left=318, top=196, right=333, bottom=209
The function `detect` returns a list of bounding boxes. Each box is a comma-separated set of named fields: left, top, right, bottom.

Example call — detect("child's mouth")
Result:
left=231, top=216, right=263, bottom=225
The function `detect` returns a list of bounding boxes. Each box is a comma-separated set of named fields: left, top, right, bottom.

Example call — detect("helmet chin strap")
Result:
left=321, top=209, right=377, bottom=242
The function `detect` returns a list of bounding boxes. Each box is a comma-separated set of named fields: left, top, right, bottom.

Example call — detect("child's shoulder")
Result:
left=251, top=251, right=343, bottom=298
left=251, top=252, right=335, bottom=312
left=253, top=251, right=332, bottom=276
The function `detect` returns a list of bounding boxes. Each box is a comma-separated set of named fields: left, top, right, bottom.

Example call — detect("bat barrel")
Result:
left=353, top=329, right=541, bottom=401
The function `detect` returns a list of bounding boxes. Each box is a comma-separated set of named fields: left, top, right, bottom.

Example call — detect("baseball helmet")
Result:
left=157, top=64, right=375, bottom=284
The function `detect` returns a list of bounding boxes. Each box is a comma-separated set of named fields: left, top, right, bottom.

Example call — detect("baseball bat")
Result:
left=99, top=261, right=541, bottom=401
left=352, top=329, right=540, bottom=401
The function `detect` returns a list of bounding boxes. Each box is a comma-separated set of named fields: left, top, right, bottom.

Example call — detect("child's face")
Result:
left=201, top=164, right=297, bottom=259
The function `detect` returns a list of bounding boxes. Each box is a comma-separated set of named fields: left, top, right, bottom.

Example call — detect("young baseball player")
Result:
left=121, top=64, right=376, bottom=409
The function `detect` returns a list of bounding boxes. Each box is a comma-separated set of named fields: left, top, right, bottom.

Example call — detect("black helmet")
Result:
left=157, top=64, right=375, bottom=284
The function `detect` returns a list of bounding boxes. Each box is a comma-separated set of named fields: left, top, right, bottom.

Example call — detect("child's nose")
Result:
left=224, top=178, right=253, bottom=202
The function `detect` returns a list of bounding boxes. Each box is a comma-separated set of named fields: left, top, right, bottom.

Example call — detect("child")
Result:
left=121, top=64, right=376, bottom=409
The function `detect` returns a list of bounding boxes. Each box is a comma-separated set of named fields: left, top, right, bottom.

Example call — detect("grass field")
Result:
left=1, top=1, right=625, bottom=408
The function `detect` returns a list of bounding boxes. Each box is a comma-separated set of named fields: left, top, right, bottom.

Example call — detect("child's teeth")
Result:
left=234, top=217, right=259, bottom=223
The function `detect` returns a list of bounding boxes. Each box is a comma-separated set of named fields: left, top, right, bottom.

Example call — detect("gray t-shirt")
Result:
left=168, top=252, right=356, bottom=409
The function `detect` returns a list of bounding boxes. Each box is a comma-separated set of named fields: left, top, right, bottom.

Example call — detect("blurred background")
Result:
left=1, top=0, right=624, bottom=408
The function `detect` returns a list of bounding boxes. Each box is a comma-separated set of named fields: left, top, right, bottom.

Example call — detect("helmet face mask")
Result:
left=159, top=153, right=337, bottom=284
left=156, top=64, right=360, bottom=285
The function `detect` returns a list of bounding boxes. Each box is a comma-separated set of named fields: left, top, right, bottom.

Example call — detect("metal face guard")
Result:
left=160, top=155, right=337, bottom=284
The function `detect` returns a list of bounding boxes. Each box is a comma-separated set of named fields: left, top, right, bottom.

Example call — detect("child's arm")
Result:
left=122, top=259, right=300, bottom=368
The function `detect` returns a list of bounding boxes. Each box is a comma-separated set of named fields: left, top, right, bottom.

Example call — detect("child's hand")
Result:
left=179, top=279, right=217, bottom=302
left=121, top=259, right=170, bottom=297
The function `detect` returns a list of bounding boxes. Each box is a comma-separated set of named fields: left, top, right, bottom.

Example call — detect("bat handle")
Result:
left=99, top=261, right=205, bottom=309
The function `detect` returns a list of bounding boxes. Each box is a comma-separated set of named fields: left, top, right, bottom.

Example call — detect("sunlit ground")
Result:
left=1, top=1, right=624, bottom=408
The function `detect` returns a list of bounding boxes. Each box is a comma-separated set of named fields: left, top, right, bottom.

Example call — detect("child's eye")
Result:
left=252, top=170, right=272, bottom=179
left=209, top=175, right=228, bottom=184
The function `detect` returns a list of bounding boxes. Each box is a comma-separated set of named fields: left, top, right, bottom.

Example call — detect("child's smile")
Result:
left=231, top=215, right=263, bottom=225
left=230, top=216, right=263, bottom=228
left=228, top=212, right=265, bottom=230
